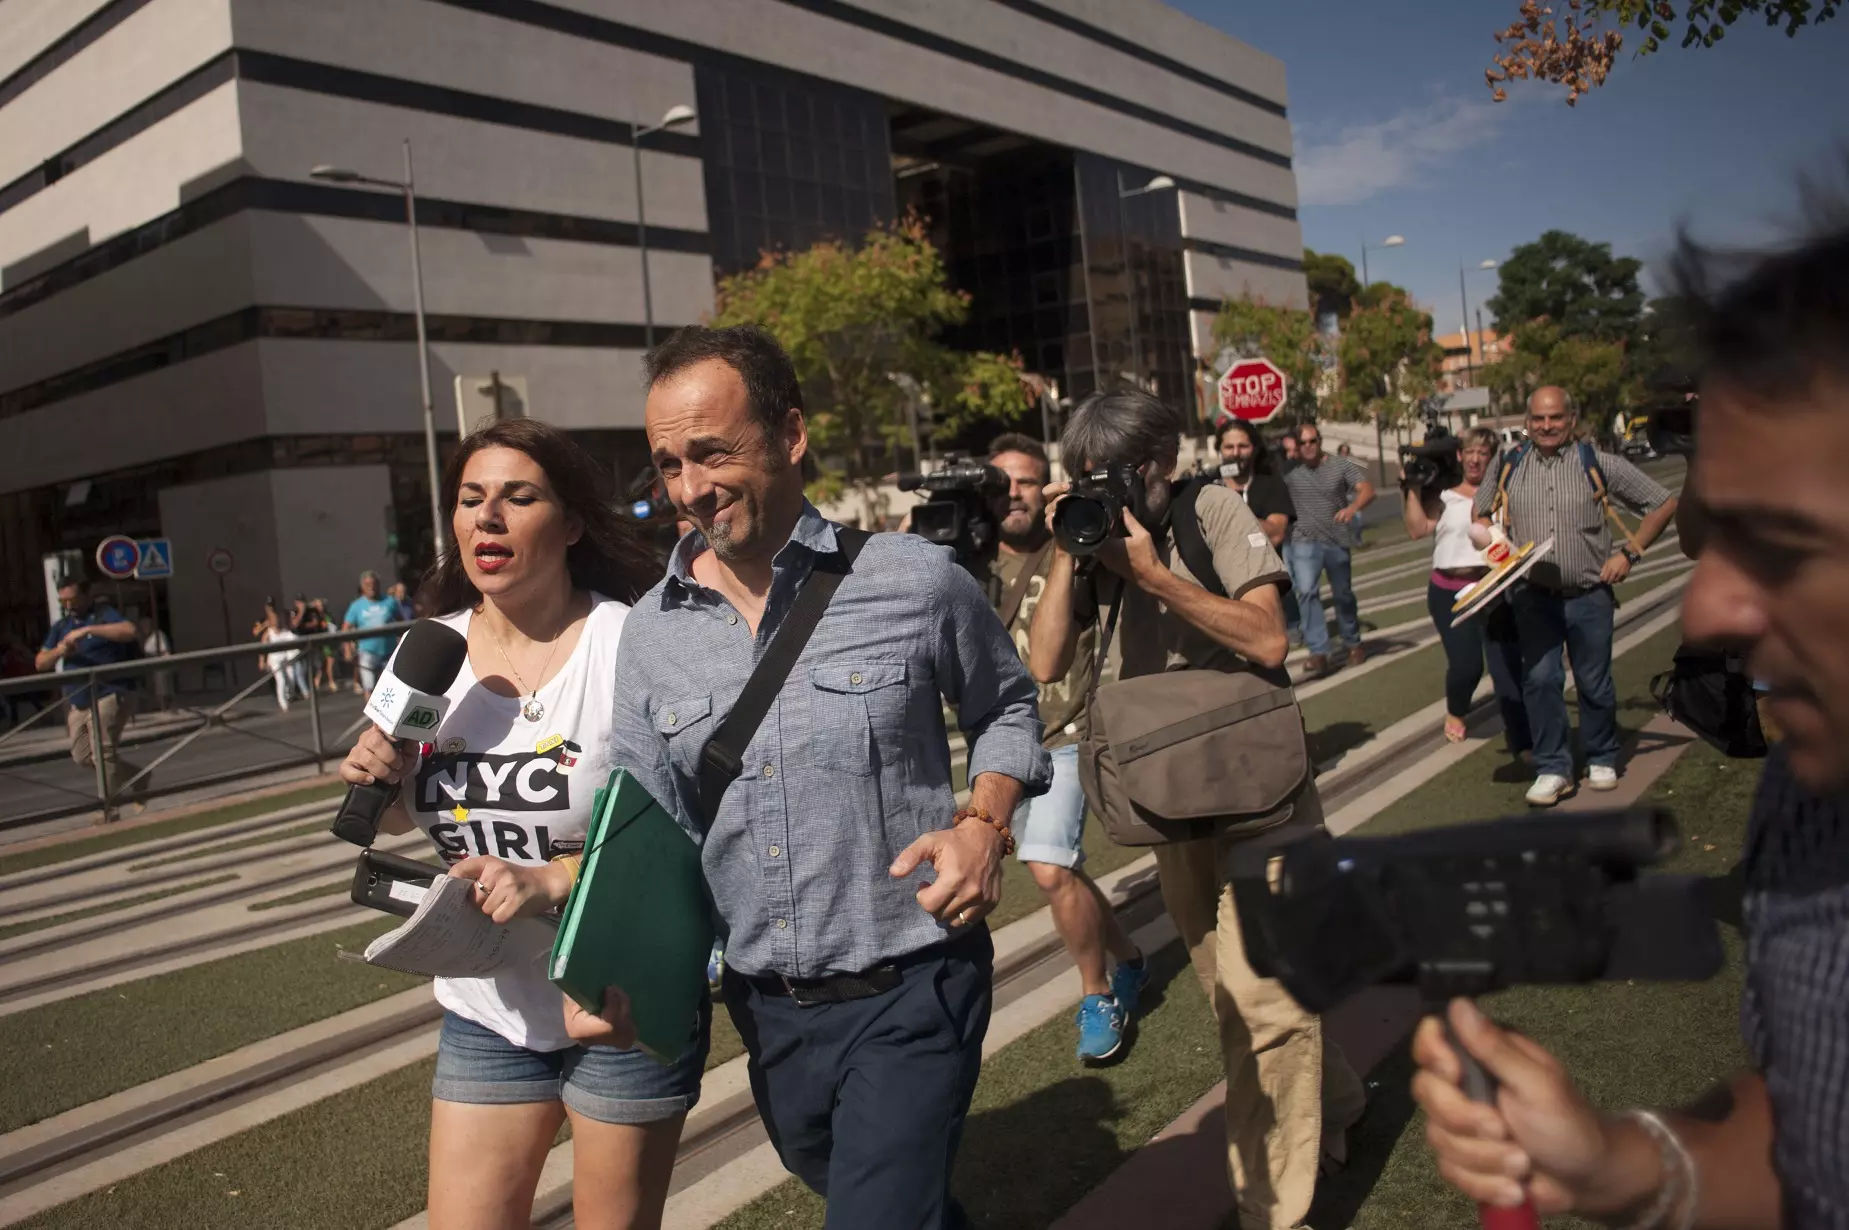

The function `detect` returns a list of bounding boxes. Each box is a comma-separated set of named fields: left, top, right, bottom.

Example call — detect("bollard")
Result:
left=307, top=673, right=325, bottom=772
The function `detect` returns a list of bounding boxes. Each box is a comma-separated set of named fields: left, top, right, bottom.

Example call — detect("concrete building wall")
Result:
left=1184, top=250, right=1307, bottom=312
left=1, top=0, right=116, bottom=82
left=1177, top=191, right=1304, bottom=268
left=270, top=466, right=397, bottom=616
left=1037, top=0, right=1289, bottom=101
left=155, top=468, right=278, bottom=652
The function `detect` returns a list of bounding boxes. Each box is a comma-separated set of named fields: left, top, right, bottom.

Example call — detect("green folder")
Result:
left=550, top=768, right=713, bottom=1062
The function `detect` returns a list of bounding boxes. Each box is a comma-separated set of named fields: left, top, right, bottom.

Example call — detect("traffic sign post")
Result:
left=1216, top=357, right=1289, bottom=425
left=95, top=535, right=141, bottom=580
left=207, top=548, right=235, bottom=667
left=135, top=538, right=173, bottom=580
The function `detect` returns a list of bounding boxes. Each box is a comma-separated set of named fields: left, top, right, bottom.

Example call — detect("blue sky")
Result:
left=1171, top=1, right=1849, bottom=335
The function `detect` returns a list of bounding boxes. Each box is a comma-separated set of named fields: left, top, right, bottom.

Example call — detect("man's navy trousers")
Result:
left=720, top=927, right=992, bottom=1230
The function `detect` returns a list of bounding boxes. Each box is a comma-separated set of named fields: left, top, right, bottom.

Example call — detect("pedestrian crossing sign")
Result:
left=136, top=538, right=173, bottom=579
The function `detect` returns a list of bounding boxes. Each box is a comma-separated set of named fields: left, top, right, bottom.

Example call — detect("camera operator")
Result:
left=1030, top=389, right=1367, bottom=1230
left=1473, top=387, right=1677, bottom=806
left=985, top=433, right=1149, bottom=1063
left=1218, top=419, right=1295, bottom=550
left=1415, top=205, right=1849, bottom=1228
left=1401, top=426, right=1531, bottom=751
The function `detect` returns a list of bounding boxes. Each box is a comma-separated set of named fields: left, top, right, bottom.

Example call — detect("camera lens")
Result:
left=1054, top=495, right=1115, bottom=555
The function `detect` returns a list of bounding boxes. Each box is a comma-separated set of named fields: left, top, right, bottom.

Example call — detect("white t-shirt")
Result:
left=1432, top=488, right=1482, bottom=571
left=397, top=595, right=628, bottom=1051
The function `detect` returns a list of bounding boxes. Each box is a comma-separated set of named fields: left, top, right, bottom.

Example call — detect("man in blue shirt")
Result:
left=571, top=325, right=1049, bottom=1228
left=36, top=576, right=147, bottom=808
left=341, top=571, right=402, bottom=694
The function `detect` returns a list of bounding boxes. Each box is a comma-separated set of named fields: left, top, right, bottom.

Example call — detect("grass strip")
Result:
left=1, top=917, right=418, bottom=1134
left=129, top=820, right=328, bottom=871
left=714, top=939, right=1218, bottom=1230
left=247, top=880, right=350, bottom=912
left=0, top=782, right=342, bottom=878
left=0, top=875, right=239, bottom=943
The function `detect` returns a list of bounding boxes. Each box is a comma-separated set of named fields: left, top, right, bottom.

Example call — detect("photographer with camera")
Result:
left=1415, top=200, right=1849, bottom=1230
left=1029, top=389, right=1366, bottom=1230
left=1474, top=387, right=1677, bottom=806
left=985, top=433, right=1149, bottom=1062
left=1283, top=424, right=1375, bottom=677
left=1401, top=425, right=1532, bottom=750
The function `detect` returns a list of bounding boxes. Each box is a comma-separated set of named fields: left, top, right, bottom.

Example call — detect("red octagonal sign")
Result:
left=1217, top=357, right=1288, bottom=424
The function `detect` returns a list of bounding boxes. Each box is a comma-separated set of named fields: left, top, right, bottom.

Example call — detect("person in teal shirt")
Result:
left=341, top=571, right=403, bottom=694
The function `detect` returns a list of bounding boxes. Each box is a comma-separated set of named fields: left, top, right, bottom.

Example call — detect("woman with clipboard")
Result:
left=337, top=419, right=706, bottom=1230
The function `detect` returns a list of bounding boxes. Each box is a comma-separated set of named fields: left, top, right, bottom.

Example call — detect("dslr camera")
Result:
left=1397, top=398, right=1464, bottom=494
left=1051, top=464, right=1147, bottom=557
left=898, top=457, right=1008, bottom=569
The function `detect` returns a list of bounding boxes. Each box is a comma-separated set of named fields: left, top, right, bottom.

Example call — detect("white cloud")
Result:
left=1294, top=96, right=1512, bottom=207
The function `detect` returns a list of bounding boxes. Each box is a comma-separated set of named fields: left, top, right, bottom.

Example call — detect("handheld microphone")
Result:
left=330, top=619, right=471, bottom=847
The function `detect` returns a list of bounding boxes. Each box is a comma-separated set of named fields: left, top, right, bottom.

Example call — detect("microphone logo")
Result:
left=402, top=706, right=441, bottom=731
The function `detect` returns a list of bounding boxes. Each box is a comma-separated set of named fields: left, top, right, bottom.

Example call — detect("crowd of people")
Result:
left=252, top=576, right=417, bottom=708
left=304, top=192, right=1846, bottom=1230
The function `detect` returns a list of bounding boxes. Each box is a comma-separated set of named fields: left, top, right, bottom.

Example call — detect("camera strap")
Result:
left=998, top=542, right=1051, bottom=630
left=696, top=527, right=871, bottom=833
left=1167, top=479, right=1227, bottom=599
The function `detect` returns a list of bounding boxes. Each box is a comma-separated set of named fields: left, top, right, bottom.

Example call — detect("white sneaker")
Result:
left=1526, top=773, right=1574, bottom=807
left=1586, top=764, right=1620, bottom=791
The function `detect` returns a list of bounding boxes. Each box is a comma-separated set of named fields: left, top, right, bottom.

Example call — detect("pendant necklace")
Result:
left=483, top=608, right=565, bottom=723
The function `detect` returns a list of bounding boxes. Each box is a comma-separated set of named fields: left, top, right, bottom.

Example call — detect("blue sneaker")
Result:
left=1111, top=956, right=1150, bottom=1018
left=1075, top=993, right=1127, bottom=1062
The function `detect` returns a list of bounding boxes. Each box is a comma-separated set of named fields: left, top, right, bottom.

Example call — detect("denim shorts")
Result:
left=1015, top=743, right=1087, bottom=869
left=431, top=1004, right=710, bottom=1125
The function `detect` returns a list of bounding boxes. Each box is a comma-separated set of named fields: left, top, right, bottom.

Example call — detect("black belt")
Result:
left=730, top=927, right=987, bottom=1007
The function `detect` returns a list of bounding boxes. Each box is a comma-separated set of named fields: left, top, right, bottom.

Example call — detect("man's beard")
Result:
left=999, top=505, right=1043, bottom=548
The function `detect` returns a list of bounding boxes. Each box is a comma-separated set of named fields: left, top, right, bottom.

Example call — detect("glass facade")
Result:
left=694, top=62, right=896, bottom=276
left=1074, top=151, right=1192, bottom=424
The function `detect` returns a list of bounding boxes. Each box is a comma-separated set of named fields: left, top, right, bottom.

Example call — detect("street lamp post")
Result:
left=1458, top=258, right=1498, bottom=388
left=1114, top=171, right=1176, bottom=390
left=1358, top=234, right=1405, bottom=486
left=310, top=142, right=445, bottom=560
left=630, top=104, right=697, bottom=351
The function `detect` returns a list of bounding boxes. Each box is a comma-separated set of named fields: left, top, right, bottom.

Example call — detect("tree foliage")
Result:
left=1484, top=320, right=1631, bottom=429
left=1303, top=249, right=1361, bottom=321
left=1210, top=295, right=1324, bottom=418
left=710, top=215, right=1029, bottom=485
left=1487, top=0, right=1838, bottom=103
left=1485, top=230, right=1643, bottom=343
left=1336, top=285, right=1444, bottom=423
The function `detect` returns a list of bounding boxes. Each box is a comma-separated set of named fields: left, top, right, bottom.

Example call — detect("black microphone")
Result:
left=330, top=619, right=471, bottom=847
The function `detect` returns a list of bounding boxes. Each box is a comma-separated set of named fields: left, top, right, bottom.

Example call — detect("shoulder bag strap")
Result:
left=1168, top=479, right=1227, bottom=598
left=1578, top=440, right=1644, bottom=556
left=1087, top=571, right=1125, bottom=696
left=696, top=527, right=871, bottom=831
left=997, top=541, right=1052, bottom=630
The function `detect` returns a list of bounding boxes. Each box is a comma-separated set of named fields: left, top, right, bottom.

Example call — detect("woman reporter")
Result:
left=1401, top=426, right=1531, bottom=752
left=338, top=419, right=701, bottom=1230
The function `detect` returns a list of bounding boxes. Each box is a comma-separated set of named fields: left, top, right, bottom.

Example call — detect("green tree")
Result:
left=1487, top=0, right=1838, bottom=103
left=1303, top=249, right=1361, bottom=321
left=1486, top=230, right=1643, bottom=343
left=1335, top=285, right=1443, bottom=424
left=1210, top=294, right=1325, bottom=418
left=1483, top=319, right=1631, bottom=430
left=711, top=215, right=1029, bottom=491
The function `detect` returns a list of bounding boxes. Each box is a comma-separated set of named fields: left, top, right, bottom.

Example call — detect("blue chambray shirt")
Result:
left=609, top=503, right=1051, bottom=979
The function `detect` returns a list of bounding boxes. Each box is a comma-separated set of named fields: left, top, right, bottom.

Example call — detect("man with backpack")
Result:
left=1474, top=386, right=1678, bottom=806
left=1030, top=389, right=1366, bottom=1230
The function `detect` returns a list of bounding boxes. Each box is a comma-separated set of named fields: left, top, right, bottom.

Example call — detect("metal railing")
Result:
left=0, top=623, right=413, bottom=828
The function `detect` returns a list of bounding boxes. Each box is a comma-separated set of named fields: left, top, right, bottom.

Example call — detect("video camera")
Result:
left=1398, top=397, right=1464, bottom=494
left=1051, top=464, right=1147, bottom=557
left=897, top=457, right=1008, bottom=569
left=1231, top=807, right=1723, bottom=1013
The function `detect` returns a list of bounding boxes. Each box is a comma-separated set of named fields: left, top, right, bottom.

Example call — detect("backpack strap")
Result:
left=1578, top=440, right=1644, bottom=556
left=997, top=541, right=1052, bottom=630
left=1168, top=478, right=1227, bottom=598
left=1490, top=440, right=1529, bottom=528
left=696, top=527, right=871, bottom=832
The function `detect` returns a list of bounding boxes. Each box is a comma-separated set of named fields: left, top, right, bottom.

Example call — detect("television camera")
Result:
left=897, top=457, right=1008, bottom=569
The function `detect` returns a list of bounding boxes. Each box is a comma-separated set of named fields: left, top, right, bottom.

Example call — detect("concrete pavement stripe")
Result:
left=0, top=1026, right=441, bottom=1227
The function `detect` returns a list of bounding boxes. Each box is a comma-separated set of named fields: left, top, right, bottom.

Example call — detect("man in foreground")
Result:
left=1416, top=210, right=1849, bottom=1227
left=1282, top=423, right=1373, bottom=676
left=1030, top=389, right=1365, bottom=1230
left=985, top=432, right=1147, bottom=1062
left=1473, top=386, right=1677, bottom=806
left=584, top=325, right=1048, bottom=1228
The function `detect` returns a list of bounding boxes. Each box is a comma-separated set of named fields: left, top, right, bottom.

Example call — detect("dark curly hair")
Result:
left=418, top=419, right=661, bottom=615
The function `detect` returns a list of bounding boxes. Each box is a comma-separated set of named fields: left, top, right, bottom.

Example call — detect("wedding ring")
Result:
left=955, top=910, right=972, bottom=926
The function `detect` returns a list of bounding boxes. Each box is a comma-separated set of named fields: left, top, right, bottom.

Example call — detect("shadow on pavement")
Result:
left=1307, top=721, right=1373, bottom=767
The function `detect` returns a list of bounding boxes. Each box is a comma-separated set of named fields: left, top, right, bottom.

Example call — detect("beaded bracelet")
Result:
left=953, top=805, right=1017, bottom=857
left=1621, top=1110, right=1698, bottom=1230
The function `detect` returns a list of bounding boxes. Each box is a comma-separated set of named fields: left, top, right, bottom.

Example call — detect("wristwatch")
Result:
left=1620, top=547, right=1643, bottom=565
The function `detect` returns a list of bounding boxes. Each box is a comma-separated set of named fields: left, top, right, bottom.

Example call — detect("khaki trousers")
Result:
left=67, top=692, right=146, bottom=807
left=1152, top=786, right=1367, bottom=1230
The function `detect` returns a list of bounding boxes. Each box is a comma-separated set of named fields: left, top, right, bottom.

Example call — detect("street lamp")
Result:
left=630, top=104, right=697, bottom=350
left=1114, top=172, right=1177, bottom=389
left=1360, top=233, right=1405, bottom=288
left=310, top=141, right=445, bottom=560
left=1458, top=258, right=1498, bottom=388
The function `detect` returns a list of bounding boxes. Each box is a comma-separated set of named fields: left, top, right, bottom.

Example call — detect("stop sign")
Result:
left=1217, top=357, right=1288, bottom=424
